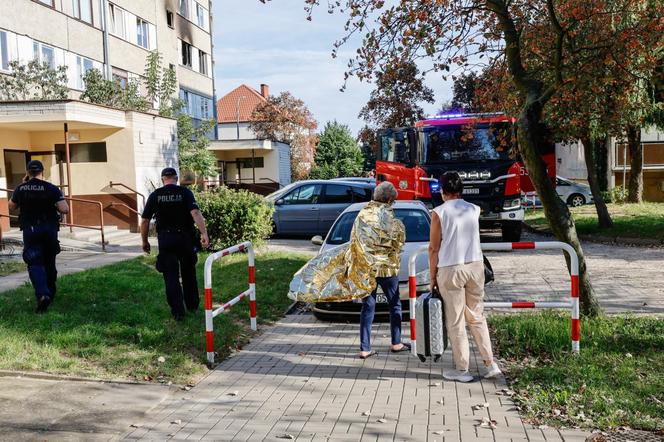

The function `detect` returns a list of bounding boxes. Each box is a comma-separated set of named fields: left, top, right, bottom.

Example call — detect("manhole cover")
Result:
left=587, top=429, right=664, bottom=441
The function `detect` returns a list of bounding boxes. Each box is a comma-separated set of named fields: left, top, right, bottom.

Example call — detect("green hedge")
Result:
left=195, top=187, right=274, bottom=249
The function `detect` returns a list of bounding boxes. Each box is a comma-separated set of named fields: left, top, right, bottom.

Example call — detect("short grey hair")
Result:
left=373, top=182, right=398, bottom=203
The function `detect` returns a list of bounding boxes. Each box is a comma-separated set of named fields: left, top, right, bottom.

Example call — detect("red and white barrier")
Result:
left=408, top=241, right=581, bottom=356
left=203, top=241, right=256, bottom=364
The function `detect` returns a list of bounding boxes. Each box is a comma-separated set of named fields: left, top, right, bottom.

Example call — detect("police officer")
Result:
left=8, top=160, right=69, bottom=313
left=140, top=168, right=209, bottom=321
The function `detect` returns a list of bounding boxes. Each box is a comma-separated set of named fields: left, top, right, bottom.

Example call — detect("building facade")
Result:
left=211, top=84, right=291, bottom=195
left=0, top=0, right=215, bottom=232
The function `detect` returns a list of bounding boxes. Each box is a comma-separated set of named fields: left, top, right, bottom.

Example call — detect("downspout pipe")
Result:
left=100, top=0, right=112, bottom=80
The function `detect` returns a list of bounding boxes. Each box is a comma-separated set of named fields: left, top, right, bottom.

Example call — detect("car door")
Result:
left=555, top=178, right=571, bottom=201
left=319, top=184, right=354, bottom=234
left=275, top=183, right=322, bottom=234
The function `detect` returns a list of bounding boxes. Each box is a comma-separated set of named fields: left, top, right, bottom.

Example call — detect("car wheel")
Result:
left=567, top=193, right=586, bottom=207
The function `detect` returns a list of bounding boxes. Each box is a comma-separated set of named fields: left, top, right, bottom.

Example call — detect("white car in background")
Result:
left=309, top=200, right=431, bottom=321
left=522, top=176, right=595, bottom=208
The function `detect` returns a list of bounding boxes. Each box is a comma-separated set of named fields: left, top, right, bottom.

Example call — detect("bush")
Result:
left=601, top=186, right=628, bottom=203
left=195, top=187, right=274, bottom=250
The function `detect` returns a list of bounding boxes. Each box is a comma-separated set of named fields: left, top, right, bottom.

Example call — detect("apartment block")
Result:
left=0, top=0, right=215, bottom=232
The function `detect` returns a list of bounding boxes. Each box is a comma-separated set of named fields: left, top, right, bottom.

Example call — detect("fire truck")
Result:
left=375, top=113, right=556, bottom=242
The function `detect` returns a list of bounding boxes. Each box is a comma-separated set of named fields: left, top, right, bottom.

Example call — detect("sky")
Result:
left=212, top=0, right=454, bottom=135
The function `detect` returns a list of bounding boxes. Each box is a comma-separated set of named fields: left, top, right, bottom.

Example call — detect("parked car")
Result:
left=266, top=180, right=376, bottom=236
left=522, top=176, right=594, bottom=208
left=309, top=200, right=431, bottom=321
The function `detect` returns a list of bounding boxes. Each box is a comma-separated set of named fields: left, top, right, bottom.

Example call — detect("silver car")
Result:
left=266, top=180, right=376, bottom=236
left=522, top=176, right=594, bottom=208
left=309, top=200, right=431, bottom=321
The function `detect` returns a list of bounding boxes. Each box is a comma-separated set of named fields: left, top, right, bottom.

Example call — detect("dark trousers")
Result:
left=22, top=224, right=60, bottom=301
left=360, top=275, right=402, bottom=352
left=156, top=231, right=199, bottom=317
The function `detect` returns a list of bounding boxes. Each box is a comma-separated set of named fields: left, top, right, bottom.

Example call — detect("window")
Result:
left=238, top=157, right=264, bottom=169
left=351, top=186, right=372, bottom=202
left=179, top=0, right=189, bottom=19
left=196, top=3, right=207, bottom=28
left=109, top=4, right=126, bottom=38
left=166, top=10, right=174, bottom=28
left=55, top=142, right=107, bottom=163
left=198, top=49, right=207, bottom=75
left=75, top=55, right=93, bottom=89
left=323, top=184, right=353, bottom=204
left=283, top=184, right=322, bottom=205
left=72, top=0, right=92, bottom=23
left=0, top=31, right=8, bottom=71
left=181, top=40, right=192, bottom=67
left=37, top=0, right=54, bottom=5
left=33, top=42, right=55, bottom=68
left=179, top=88, right=213, bottom=120
left=327, top=209, right=430, bottom=245
left=136, top=18, right=149, bottom=48
left=112, top=67, right=128, bottom=89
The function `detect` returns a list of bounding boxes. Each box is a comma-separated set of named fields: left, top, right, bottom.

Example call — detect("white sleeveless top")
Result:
left=433, top=199, right=483, bottom=268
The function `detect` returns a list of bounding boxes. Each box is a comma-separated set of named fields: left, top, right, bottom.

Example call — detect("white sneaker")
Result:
left=483, top=362, right=502, bottom=379
left=443, top=369, right=474, bottom=383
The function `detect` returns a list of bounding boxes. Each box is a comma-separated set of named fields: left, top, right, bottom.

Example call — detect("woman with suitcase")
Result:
left=428, top=172, right=502, bottom=382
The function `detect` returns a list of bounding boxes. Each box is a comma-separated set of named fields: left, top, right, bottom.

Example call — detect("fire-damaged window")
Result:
left=55, top=142, right=107, bottom=163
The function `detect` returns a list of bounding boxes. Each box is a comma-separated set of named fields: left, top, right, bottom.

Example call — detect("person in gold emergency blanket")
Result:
left=288, top=181, right=408, bottom=359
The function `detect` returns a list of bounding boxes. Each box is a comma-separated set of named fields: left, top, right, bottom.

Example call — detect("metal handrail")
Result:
left=0, top=188, right=106, bottom=251
left=109, top=181, right=145, bottom=206
left=259, top=177, right=284, bottom=188
left=109, top=202, right=141, bottom=216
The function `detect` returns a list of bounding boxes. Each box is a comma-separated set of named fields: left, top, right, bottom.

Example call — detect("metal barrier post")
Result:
left=407, top=241, right=580, bottom=354
left=203, top=241, right=256, bottom=364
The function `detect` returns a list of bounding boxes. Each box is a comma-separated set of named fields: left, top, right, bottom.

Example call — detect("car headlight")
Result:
left=503, top=198, right=522, bottom=210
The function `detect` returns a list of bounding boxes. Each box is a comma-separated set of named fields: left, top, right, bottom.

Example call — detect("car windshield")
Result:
left=326, top=208, right=430, bottom=245
left=265, top=182, right=299, bottom=202
left=422, top=122, right=514, bottom=163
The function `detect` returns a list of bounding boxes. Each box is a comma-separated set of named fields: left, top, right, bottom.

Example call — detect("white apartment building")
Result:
left=0, top=0, right=216, bottom=232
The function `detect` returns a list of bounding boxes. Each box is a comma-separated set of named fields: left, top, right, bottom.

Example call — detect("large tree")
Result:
left=250, top=91, right=318, bottom=180
left=273, top=0, right=663, bottom=316
left=310, top=121, right=364, bottom=179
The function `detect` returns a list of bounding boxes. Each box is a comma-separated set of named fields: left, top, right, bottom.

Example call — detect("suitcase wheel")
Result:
left=417, top=354, right=427, bottom=363
left=433, top=354, right=441, bottom=362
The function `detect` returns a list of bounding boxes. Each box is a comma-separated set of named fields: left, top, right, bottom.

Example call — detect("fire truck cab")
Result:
left=376, top=113, right=555, bottom=242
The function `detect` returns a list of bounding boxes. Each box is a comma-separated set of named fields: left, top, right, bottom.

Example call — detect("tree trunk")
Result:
left=519, top=102, right=602, bottom=317
left=627, top=125, right=643, bottom=203
left=580, top=136, right=613, bottom=229
left=594, top=137, right=609, bottom=192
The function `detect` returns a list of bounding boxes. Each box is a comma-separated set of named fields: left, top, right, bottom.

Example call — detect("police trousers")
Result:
left=156, top=231, right=199, bottom=317
left=22, top=223, right=60, bottom=301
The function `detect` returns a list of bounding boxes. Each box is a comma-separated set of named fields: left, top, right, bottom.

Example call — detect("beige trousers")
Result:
left=437, top=261, right=494, bottom=371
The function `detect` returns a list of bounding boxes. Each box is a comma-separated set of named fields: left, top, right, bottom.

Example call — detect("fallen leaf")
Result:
left=171, top=419, right=182, bottom=425
left=157, top=356, right=166, bottom=363
left=433, top=430, right=444, bottom=435
left=276, top=434, right=295, bottom=440
left=228, top=391, right=239, bottom=396
left=477, top=417, right=497, bottom=429
left=429, top=382, right=441, bottom=387
left=362, top=411, right=371, bottom=416
left=539, top=425, right=549, bottom=430
left=377, top=418, right=387, bottom=423
left=436, top=400, right=444, bottom=404
left=130, top=423, right=142, bottom=428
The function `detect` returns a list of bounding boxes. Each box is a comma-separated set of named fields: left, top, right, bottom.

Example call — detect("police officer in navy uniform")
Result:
left=8, top=160, right=69, bottom=313
left=140, top=167, right=209, bottom=321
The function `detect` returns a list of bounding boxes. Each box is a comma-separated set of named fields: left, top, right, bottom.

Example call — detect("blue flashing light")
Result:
left=429, top=181, right=441, bottom=193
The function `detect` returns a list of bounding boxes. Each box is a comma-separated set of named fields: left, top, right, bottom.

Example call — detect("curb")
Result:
left=0, top=369, right=164, bottom=386
left=523, top=222, right=664, bottom=248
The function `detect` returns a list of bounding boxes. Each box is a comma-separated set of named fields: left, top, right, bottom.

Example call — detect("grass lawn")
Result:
left=525, top=203, right=664, bottom=241
left=0, top=260, right=26, bottom=276
left=489, top=312, right=664, bottom=431
left=0, top=251, right=309, bottom=384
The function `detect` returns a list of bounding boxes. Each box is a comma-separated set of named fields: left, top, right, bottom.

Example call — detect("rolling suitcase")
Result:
left=415, top=288, right=447, bottom=362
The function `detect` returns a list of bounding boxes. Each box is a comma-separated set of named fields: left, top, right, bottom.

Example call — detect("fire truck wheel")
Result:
left=501, top=222, right=522, bottom=242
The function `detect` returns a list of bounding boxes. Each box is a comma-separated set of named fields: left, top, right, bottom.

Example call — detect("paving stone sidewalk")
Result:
left=125, top=315, right=588, bottom=441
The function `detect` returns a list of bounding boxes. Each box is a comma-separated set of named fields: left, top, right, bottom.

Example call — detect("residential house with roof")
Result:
left=209, top=84, right=291, bottom=194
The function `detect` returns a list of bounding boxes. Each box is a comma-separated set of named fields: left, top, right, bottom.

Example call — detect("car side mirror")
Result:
left=275, top=198, right=284, bottom=206
left=311, top=235, right=324, bottom=246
